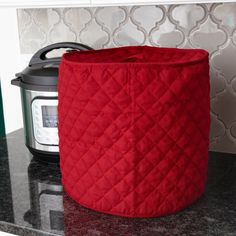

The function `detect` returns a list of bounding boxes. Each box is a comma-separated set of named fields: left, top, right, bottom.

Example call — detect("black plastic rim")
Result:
left=27, top=145, right=59, bottom=163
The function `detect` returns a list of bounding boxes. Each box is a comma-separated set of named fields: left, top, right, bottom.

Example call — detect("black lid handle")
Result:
left=29, top=42, right=93, bottom=66
left=11, top=78, right=20, bottom=87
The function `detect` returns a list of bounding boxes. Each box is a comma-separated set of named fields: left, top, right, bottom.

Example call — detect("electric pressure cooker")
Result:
left=11, top=42, right=92, bottom=160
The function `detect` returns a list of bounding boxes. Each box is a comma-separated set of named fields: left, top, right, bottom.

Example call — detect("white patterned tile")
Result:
left=212, top=43, right=236, bottom=83
left=78, top=8, right=110, bottom=48
left=48, top=9, right=77, bottom=44
left=132, top=6, right=164, bottom=34
left=17, top=3, right=236, bottom=153
left=209, top=69, right=226, bottom=99
left=230, top=122, right=236, bottom=139
left=213, top=3, right=236, bottom=35
left=18, top=9, right=48, bottom=53
left=17, top=9, right=31, bottom=36
left=150, top=17, right=184, bottom=47
left=211, top=88, right=236, bottom=129
left=171, top=4, right=206, bottom=35
left=113, top=7, right=146, bottom=46
left=232, top=76, right=236, bottom=93
left=209, top=113, right=226, bottom=144
left=190, top=17, right=227, bottom=53
left=210, top=131, right=236, bottom=153
left=64, top=8, right=92, bottom=39
left=95, top=7, right=125, bottom=47
left=233, top=32, right=236, bottom=46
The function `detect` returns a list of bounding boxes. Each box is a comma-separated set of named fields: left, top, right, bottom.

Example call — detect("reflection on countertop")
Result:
left=0, top=129, right=236, bottom=236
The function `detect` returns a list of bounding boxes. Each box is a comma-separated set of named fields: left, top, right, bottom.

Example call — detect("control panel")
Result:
left=32, top=98, right=58, bottom=146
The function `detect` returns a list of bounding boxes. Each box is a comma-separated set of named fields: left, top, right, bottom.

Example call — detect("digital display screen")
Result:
left=42, top=106, right=58, bottom=128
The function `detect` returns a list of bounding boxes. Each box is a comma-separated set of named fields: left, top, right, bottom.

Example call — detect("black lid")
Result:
left=11, top=42, right=93, bottom=92
left=17, top=65, right=59, bottom=91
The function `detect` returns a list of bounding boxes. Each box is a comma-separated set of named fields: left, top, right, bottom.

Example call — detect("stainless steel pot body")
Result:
left=12, top=42, right=93, bottom=159
left=21, top=88, right=59, bottom=154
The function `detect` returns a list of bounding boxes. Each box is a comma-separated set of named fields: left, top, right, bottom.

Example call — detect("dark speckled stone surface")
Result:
left=0, top=129, right=236, bottom=236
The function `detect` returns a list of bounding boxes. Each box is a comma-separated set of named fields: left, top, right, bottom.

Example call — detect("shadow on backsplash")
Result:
left=17, top=3, right=236, bottom=153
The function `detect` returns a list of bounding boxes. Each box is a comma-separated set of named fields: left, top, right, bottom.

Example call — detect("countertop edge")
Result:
left=0, top=221, right=59, bottom=236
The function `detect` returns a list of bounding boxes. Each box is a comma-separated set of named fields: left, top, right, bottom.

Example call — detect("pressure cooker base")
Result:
left=27, top=145, right=59, bottom=163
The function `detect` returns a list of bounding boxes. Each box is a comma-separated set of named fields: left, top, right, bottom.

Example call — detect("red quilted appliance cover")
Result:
left=58, top=46, right=210, bottom=218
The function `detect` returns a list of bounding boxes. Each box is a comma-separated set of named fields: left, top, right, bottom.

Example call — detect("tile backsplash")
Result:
left=17, top=3, right=236, bottom=153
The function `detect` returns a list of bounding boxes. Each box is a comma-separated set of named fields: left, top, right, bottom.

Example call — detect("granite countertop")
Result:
left=0, top=129, right=236, bottom=236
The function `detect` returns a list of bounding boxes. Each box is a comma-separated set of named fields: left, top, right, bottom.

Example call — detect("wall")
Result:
left=0, top=8, right=26, bottom=135
left=17, top=3, right=236, bottom=153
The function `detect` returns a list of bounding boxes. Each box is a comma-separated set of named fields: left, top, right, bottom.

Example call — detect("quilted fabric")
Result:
left=58, top=46, right=210, bottom=218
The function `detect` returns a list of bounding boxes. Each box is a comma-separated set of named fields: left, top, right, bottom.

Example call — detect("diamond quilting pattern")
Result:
left=58, top=46, right=210, bottom=218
